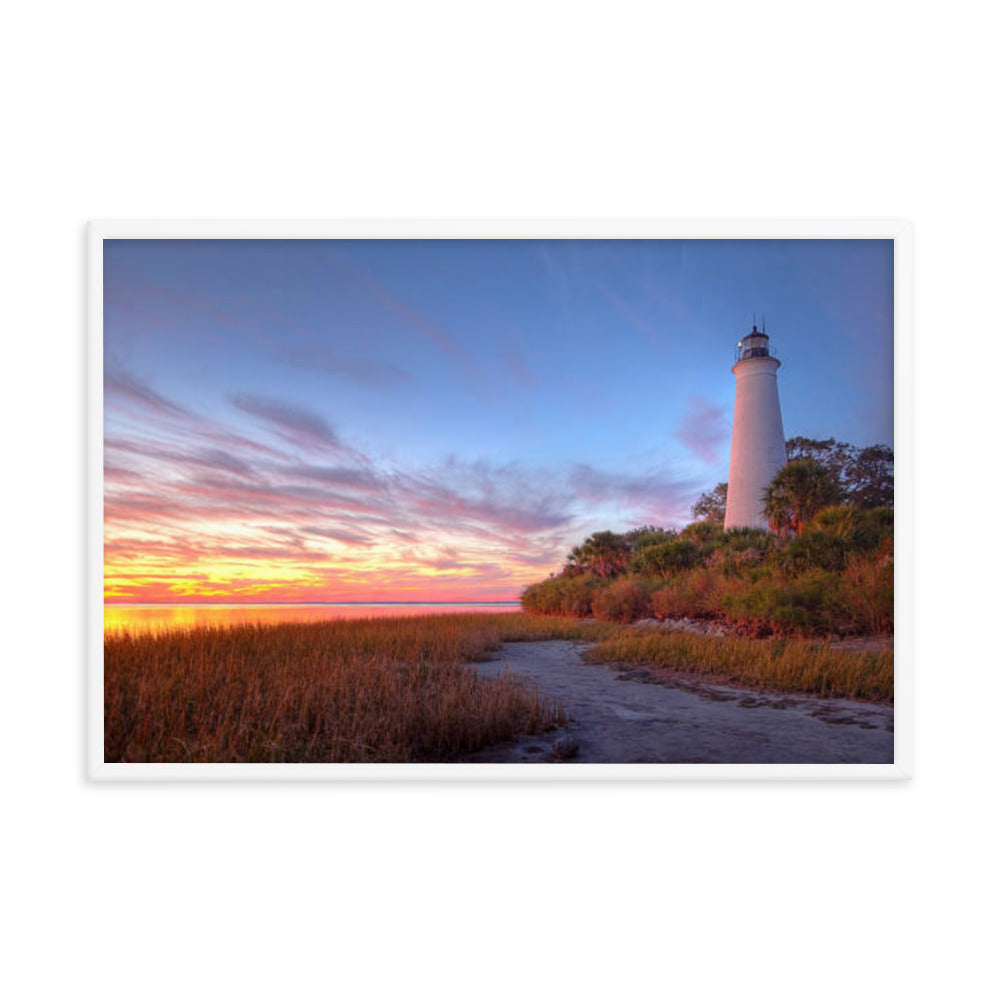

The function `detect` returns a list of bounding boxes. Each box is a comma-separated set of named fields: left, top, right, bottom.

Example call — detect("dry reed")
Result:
left=104, top=613, right=616, bottom=763
left=584, top=628, right=893, bottom=701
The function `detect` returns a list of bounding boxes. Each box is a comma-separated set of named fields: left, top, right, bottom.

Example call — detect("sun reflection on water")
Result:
left=104, top=602, right=520, bottom=635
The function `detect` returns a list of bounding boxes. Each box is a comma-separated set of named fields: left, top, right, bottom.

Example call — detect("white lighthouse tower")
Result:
left=724, top=323, right=786, bottom=530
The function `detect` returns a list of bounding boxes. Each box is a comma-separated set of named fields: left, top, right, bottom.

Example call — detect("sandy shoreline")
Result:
left=468, top=640, right=893, bottom=764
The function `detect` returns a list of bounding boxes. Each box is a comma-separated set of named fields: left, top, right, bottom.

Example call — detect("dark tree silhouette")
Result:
left=691, top=482, right=728, bottom=523
left=844, top=445, right=894, bottom=508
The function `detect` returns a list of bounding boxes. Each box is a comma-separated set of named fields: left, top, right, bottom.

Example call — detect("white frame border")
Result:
left=87, top=219, right=912, bottom=782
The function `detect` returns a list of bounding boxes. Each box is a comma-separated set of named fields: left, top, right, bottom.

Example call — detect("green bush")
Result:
left=631, top=539, right=702, bottom=575
left=679, top=521, right=725, bottom=546
left=808, top=505, right=893, bottom=549
left=779, top=505, right=894, bottom=572
left=720, top=570, right=841, bottom=635
left=627, top=526, right=677, bottom=551
left=719, top=526, right=774, bottom=552
left=521, top=575, right=603, bottom=616
left=701, top=528, right=774, bottom=574
left=779, top=532, right=852, bottom=572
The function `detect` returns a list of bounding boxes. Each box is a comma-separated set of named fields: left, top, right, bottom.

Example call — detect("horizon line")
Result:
left=104, top=600, right=522, bottom=607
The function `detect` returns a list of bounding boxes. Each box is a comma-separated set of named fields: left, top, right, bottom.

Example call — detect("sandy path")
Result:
left=468, top=641, right=893, bottom=764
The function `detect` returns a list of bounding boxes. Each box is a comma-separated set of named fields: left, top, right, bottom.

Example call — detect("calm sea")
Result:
left=104, top=602, right=521, bottom=635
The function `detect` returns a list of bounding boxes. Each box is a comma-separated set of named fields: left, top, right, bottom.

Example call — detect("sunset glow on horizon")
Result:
left=104, top=238, right=893, bottom=604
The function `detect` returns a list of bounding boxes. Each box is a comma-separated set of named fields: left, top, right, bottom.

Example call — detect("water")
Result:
left=104, top=602, right=522, bottom=635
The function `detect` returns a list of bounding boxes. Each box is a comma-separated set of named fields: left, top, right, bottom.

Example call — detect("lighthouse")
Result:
left=724, top=324, right=786, bottom=530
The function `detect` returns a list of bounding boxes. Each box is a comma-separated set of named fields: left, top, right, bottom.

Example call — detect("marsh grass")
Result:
left=584, top=628, right=893, bottom=701
left=104, top=613, right=618, bottom=763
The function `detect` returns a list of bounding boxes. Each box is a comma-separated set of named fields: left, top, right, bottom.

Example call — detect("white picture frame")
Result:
left=88, top=219, right=912, bottom=781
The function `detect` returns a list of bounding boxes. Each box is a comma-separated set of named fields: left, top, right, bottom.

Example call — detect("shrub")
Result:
left=721, top=570, right=841, bottom=635
left=631, top=539, right=702, bottom=575
left=702, top=528, right=774, bottom=574
left=679, top=521, right=725, bottom=546
left=835, top=545, right=894, bottom=635
left=780, top=505, right=894, bottom=572
left=592, top=578, right=653, bottom=623
left=650, top=584, right=690, bottom=620
left=807, top=505, right=893, bottom=549
left=731, top=547, right=767, bottom=569
left=779, top=531, right=852, bottom=572
left=650, top=570, right=723, bottom=620
left=520, top=578, right=563, bottom=615
left=521, top=575, right=603, bottom=616
left=626, top=526, right=677, bottom=551
left=720, top=526, right=774, bottom=553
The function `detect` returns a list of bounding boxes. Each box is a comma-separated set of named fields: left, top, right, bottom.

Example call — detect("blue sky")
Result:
left=103, top=238, right=893, bottom=601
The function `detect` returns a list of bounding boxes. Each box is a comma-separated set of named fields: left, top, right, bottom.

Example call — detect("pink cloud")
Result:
left=105, top=370, right=703, bottom=601
left=674, top=397, right=730, bottom=464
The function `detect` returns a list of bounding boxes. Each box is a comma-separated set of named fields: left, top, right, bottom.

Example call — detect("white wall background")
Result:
left=2, top=2, right=995, bottom=998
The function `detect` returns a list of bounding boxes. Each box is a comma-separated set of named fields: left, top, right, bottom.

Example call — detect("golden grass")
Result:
left=583, top=628, right=893, bottom=701
left=104, top=613, right=619, bottom=764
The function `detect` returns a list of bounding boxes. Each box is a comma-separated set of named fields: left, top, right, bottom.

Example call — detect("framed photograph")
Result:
left=88, top=220, right=911, bottom=780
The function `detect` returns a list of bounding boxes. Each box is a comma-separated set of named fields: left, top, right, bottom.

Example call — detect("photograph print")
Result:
left=94, top=225, right=901, bottom=776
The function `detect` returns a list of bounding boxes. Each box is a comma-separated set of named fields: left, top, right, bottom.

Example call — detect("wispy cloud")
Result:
left=598, top=283, right=661, bottom=346
left=105, top=369, right=192, bottom=419
left=231, top=393, right=345, bottom=454
left=105, top=372, right=702, bottom=601
left=105, top=372, right=287, bottom=460
left=334, top=253, right=474, bottom=369
left=674, top=397, right=729, bottom=464
left=277, top=463, right=383, bottom=490
left=569, top=463, right=699, bottom=524
left=500, top=344, right=537, bottom=387
left=274, top=342, right=414, bottom=389
left=300, top=526, right=376, bottom=547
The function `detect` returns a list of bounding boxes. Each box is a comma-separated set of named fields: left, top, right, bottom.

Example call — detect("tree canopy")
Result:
left=691, top=482, right=728, bottom=523
left=762, top=458, right=843, bottom=536
left=564, top=530, right=631, bottom=578
left=786, top=437, right=894, bottom=508
left=843, top=444, right=894, bottom=508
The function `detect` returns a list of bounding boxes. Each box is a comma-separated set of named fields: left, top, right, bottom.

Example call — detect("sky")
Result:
left=104, top=238, right=894, bottom=603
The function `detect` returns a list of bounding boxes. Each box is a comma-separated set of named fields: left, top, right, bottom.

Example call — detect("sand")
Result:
left=468, top=640, right=893, bottom=764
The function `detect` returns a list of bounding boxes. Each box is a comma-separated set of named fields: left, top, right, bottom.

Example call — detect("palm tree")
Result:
left=762, top=459, right=842, bottom=536
left=577, top=531, right=630, bottom=578
left=563, top=544, right=585, bottom=577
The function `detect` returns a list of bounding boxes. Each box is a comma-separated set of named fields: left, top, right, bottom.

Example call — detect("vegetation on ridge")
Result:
left=522, top=438, right=894, bottom=637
